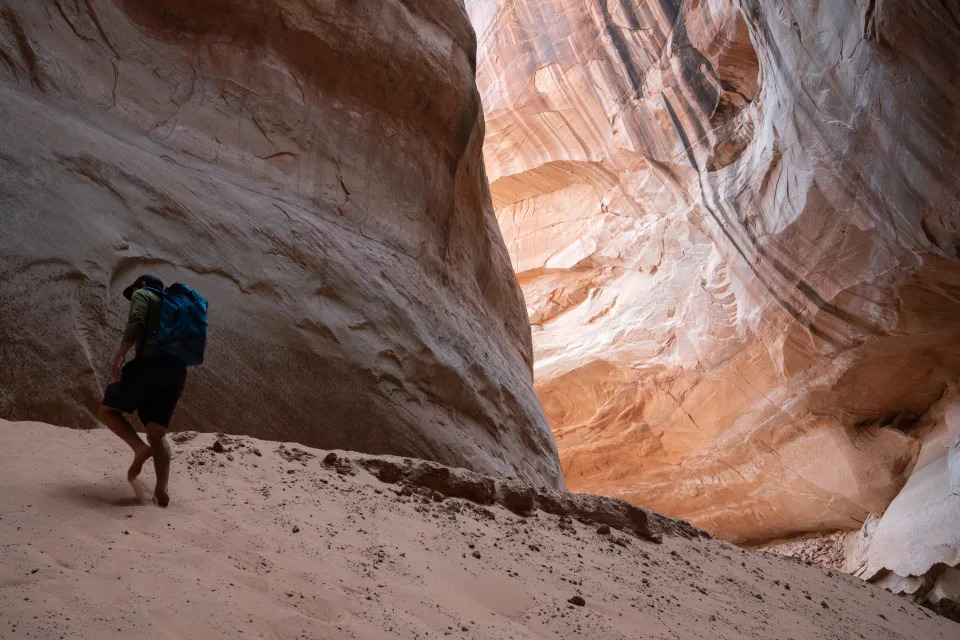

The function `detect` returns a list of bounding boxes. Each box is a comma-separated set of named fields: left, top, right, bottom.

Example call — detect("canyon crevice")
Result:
left=2, top=0, right=958, bottom=620
left=0, top=0, right=563, bottom=487
left=467, top=0, right=960, bottom=609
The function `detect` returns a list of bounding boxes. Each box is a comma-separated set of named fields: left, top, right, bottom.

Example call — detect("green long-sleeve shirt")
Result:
left=122, top=288, right=163, bottom=358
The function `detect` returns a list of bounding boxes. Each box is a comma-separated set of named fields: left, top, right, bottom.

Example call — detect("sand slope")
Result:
left=1, top=420, right=956, bottom=639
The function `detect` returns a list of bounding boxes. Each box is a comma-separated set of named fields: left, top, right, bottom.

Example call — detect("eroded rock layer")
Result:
left=849, top=387, right=960, bottom=620
left=0, top=0, right=563, bottom=487
left=467, top=0, right=960, bottom=539
left=763, top=386, right=960, bottom=620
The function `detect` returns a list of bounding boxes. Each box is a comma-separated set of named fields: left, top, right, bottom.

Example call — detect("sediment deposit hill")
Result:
left=2, top=419, right=957, bottom=639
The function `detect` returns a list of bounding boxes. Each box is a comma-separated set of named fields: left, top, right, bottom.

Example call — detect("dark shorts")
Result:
left=102, top=354, right=187, bottom=428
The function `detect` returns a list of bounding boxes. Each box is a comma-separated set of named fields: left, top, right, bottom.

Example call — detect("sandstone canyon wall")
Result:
left=0, top=0, right=564, bottom=487
left=764, top=385, right=960, bottom=619
left=467, top=0, right=960, bottom=548
left=849, top=384, right=960, bottom=619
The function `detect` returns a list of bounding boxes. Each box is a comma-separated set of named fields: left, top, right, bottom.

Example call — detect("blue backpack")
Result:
left=155, top=283, right=208, bottom=366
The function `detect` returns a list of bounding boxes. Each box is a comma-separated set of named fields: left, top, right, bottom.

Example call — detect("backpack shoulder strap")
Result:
left=145, top=287, right=165, bottom=340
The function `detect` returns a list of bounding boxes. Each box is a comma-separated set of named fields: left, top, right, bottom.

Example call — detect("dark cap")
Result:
left=122, top=274, right=164, bottom=300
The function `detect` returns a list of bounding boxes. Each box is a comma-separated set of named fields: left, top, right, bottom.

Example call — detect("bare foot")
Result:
left=129, top=478, right=148, bottom=503
left=153, top=488, right=170, bottom=508
left=128, top=445, right=153, bottom=482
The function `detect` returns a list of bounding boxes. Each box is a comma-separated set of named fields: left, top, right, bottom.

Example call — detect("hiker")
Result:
left=97, top=274, right=188, bottom=507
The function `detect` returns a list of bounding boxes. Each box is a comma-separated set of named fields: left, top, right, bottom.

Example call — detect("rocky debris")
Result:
left=170, top=432, right=197, bottom=445
left=356, top=456, right=705, bottom=543
left=0, top=0, right=564, bottom=490
left=761, top=531, right=859, bottom=572
left=362, top=457, right=496, bottom=504
left=467, top=0, right=960, bottom=544
left=323, top=452, right=357, bottom=477
left=335, top=463, right=357, bottom=477
left=275, top=444, right=315, bottom=464
left=568, top=595, right=586, bottom=607
left=611, top=536, right=630, bottom=548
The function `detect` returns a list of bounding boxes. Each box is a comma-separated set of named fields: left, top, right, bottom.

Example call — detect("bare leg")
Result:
left=146, top=423, right=171, bottom=507
left=97, top=404, right=153, bottom=481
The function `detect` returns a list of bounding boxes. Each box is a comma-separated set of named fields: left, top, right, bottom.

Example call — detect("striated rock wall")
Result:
left=467, top=0, right=960, bottom=540
left=0, top=0, right=564, bottom=487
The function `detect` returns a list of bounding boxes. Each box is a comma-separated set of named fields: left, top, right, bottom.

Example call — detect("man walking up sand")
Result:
left=98, top=274, right=187, bottom=507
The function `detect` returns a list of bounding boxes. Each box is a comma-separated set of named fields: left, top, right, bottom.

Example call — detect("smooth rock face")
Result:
left=0, top=0, right=563, bottom=487
left=848, top=388, right=960, bottom=620
left=467, top=0, right=960, bottom=540
left=764, top=388, right=960, bottom=620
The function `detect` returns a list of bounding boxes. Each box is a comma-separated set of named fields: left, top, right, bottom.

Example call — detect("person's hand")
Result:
left=109, top=341, right=135, bottom=382
left=110, top=357, right=124, bottom=382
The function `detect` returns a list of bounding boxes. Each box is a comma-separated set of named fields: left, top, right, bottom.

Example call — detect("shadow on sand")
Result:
left=51, top=479, right=151, bottom=508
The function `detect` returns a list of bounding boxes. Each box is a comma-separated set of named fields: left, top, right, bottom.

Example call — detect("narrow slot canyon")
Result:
left=0, top=0, right=958, bottom=635
left=467, top=0, right=960, bottom=619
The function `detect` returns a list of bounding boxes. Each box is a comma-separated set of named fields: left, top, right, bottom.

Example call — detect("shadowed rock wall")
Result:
left=467, top=0, right=960, bottom=538
left=0, top=0, right=564, bottom=488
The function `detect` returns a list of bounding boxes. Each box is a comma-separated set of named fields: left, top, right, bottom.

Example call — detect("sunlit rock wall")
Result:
left=765, top=386, right=960, bottom=620
left=0, top=0, right=564, bottom=488
left=848, top=386, right=960, bottom=620
left=467, top=0, right=960, bottom=540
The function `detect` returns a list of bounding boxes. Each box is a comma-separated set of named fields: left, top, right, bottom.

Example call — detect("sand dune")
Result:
left=1, top=419, right=956, bottom=639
